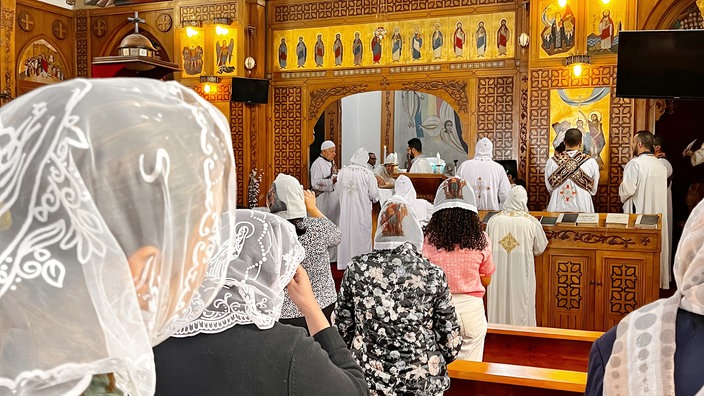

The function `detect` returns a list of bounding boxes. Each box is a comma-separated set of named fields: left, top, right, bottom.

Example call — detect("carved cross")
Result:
left=52, top=21, right=66, bottom=40
left=93, top=19, right=107, bottom=37
left=156, top=14, right=172, bottom=32
left=127, top=11, right=145, bottom=34
left=19, top=13, right=34, bottom=31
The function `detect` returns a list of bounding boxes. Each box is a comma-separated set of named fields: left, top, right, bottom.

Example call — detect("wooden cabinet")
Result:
left=532, top=213, right=660, bottom=331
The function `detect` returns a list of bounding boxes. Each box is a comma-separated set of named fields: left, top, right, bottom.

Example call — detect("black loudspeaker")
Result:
left=230, top=77, right=269, bottom=104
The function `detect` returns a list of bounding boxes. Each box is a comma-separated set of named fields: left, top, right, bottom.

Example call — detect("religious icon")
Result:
left=352, top=32, right=363, bottom=66
left=314, top=34, right=325, bottom=67
left=391, top=27, right=402, bottom=62
left=476, top=21, right=487, bottom=57
left=411, top=27, right=423, bottom=61
left=578, top=109, right=606, bottom=169
left=19, top=39, right=66, bottom=83
left=431, top=23, right=443, bottom=59
left=278, top=37, right=287, bottom=69
left=333, top=33, right=343, bottom=66
left=371, top=28, right=383, bottom=64
left=216, top=39, right=235, bottom=74
left=296, top=36, right=307, bottom=68
left=587, top=5, right=622, bottom=55
left=453, top=21, right=465, bottom=57
left=182, top=45, right=204, bottom=75
left=380, top=202, right=408, bottom=237
left=497, top=19, right=510, bottom=56
left=443, top=177, right=466, bottom=200
left=540, top=4, right=576, bottom=56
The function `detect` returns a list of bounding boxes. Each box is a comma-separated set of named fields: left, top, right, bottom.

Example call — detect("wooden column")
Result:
left=0, top=0, right=17, bottom=106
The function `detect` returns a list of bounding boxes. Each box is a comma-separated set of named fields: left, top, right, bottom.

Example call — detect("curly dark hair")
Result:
left=424, top=208, right=487, bottom=251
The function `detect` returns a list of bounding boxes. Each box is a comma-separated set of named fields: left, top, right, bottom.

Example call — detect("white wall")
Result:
left=341, top=91, right=382, bottom=166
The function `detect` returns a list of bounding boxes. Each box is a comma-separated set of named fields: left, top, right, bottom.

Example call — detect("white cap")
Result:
left=553, top=131, right=565, bottom=149
left=321, top=140, right=335, bottom=150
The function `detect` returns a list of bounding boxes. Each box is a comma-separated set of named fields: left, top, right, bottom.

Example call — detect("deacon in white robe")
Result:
left=408, top=155, right=433, bottom=173
left=394, top=175, right=434, bottom=226
left=486, top=185, right=548, bottom=326
left=544, top=128, right=600, bottom=212
left=619, top=131, right=669, bottom=288
left=336, top=148, right=380, bottom=270
left=456, top=137, right=511, bottom=210
left=654, top=136, right=674, bottom=271
left=310, top=140, right=340, bottom=225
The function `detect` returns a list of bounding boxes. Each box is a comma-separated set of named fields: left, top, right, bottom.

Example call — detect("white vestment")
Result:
left=544, top=150, right=600, bottom=212
left=457, top=138, right=511, bottom=211
left=658, top=156, right=673, bottom=273
left=689, top=145, right=704, bottom=167
left=486, top=197, right=548, bottom=326
left=408, top=155, right=433, bottom=173
left=336, top=164, right=380, bottom=270
left=311, top=156, right=340, bottom=224
left=619, top=153, right=670, bottom=288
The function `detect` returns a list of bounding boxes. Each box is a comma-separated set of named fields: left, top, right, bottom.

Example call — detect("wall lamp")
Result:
left=565, top=53, right=591, bottom=77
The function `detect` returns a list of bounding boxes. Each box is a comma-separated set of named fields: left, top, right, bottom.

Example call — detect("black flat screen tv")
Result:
left=616, top=30, right=704, bottom=99
left=230, top=77, right=269, bottom=104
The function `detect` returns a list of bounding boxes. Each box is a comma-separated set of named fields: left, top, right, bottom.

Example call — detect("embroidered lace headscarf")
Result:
left=474, top=137, right=494, bottom=160
left=0, top=78, right=236, bottom=396
left=374, top=196, right=424, bottom=251
left=604, top=199, right=704, bottom=395
left=176, top=209, right=305, bottom=335
left=502, top=185, right=530, bottom=212
left=433, top=176, right=478, bottom=214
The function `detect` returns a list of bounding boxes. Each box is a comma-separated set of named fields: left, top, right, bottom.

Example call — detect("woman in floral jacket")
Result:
left=333, top=196, right=462, bottom=395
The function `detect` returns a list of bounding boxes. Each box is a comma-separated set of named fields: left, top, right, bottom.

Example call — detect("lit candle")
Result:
left=383, top=145, right=387, bottom=160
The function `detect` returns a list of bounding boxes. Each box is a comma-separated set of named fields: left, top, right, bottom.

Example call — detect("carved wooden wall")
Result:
left=477, top=76, right=515, bottom=160
left=527, top=65, right=633, bottom=212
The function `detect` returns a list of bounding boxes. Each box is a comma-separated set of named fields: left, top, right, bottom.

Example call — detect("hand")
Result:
left=303, top=190, right=317, bottom=211
left=332, top=175, right=338, bottom=184
left=684, top=149, right=694, bottom=157
left=375, top=175, right=385, bottom=187
left=287, top=265, right=319, bottom=316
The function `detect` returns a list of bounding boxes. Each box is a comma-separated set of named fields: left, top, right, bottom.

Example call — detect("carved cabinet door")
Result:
left=537, top=249, right=595, bottom=330
left=594, top=251, right=652, bottom=331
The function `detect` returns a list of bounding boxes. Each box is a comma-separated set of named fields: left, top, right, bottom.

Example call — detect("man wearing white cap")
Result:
left=374, top=153, right=398, bottom=186
left=544, top=128, right=600, bottom=213
left=311, top=140, right=340, bottom=226
left=456, top=137, right=511, bottom=210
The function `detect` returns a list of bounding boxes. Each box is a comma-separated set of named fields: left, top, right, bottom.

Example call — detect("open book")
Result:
left=635, top=214, right=659, bottom=228
left=605, top=213, right=629, bottom=227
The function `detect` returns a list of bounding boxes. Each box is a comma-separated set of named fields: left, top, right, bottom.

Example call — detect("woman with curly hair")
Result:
left=423, top=176, right=495, bottom=361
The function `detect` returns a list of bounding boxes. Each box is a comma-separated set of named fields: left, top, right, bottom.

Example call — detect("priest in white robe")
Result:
left=311, top=140, right=340, bottom=224
left=407, top=137, right=433, bottom=173
left=545, top=128, right=600, bottom=213
left=486, top=185, right=548, bottom=326
left=394, top=175, right=434, bottom=226
left=619, top=131, right=669, bottom=288
left=336, top=148, right=380, bottom=270
left=456, top=137, right=511, bottom=210
left=655, top=135, right=673, bottom=269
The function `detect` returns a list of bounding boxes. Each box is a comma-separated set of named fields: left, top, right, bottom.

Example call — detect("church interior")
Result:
left=1, top=0, right=703, bottom=393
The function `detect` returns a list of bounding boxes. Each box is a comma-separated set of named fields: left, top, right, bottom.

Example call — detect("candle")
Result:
left=383, top=145, right=387, bottom=160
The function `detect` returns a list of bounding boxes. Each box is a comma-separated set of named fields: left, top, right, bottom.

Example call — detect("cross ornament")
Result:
left=127, top=11, right=145, bottom=34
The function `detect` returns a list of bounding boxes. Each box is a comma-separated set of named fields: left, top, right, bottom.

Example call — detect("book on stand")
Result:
left=605, top=213, right=630, bottom=227
left=635, top=214, right=659, bottom=228
left=540, top=216, right=559, bottom=226
left=576, top=213, right=599, bottom=225
left=558, top=213, right=579, bottom=224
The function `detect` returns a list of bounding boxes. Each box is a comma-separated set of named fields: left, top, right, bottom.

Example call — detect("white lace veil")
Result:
left=604, top=199, right=704, bottom=395
left=374, top=196, right=424, bottom=251
left=433, top=176, right=478, bottom=214
left=0, top=78, right=236, bottom=396
left=176, top=209, right=305, bottom=335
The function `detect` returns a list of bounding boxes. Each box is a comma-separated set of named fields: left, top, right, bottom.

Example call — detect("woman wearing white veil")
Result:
left=585, top=199, right=704, bottom=395
left=394, top=174, right=434, bottom=226
left=0, top=78, right=237, bottom=395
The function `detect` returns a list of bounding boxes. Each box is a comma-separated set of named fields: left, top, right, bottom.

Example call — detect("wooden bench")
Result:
left=483, top=323, right=602, bottom=371
left=446, top=360, right=587, bottom=396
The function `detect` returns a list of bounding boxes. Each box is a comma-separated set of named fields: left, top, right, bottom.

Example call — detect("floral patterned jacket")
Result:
left=333, top=242, right=462, bottom=395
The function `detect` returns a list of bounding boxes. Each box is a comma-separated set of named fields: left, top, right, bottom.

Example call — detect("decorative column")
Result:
left=0, top=0, right=16, bottom=105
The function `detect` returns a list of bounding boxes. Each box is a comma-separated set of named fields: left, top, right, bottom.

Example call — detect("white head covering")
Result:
left=394, top=175, right=417, bottom=202
left=0, top=78, right=236, bottom=395
left=433, top=176, right=478, bottom=214
left=502, top=185, right=530, bottom=212
left=177, top=209, right=305, bottom=334
left=604, top=199, right=704, bottom=396
left=474, top=137, right=494, bottom=160
left=350, top=147, right=370, bottom=167
left=384, top=152, right=399, bottom=165
left=321, top=140, right=335, bottom=151
left=374, top=196, right=424, bottom=251
left=267, top=173, right=306, bottom=220
left=553, top=131, right=566, bottom=149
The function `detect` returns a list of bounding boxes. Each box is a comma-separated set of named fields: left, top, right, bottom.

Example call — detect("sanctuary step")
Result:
left=483, top=324, right=602, bottom=371
left=446, top=360, right=587, bottom=396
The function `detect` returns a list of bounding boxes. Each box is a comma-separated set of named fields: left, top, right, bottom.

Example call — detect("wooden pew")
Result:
left=446, top=360, right=587, bottom=396
left=483, top=324, right=602, bottom=372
